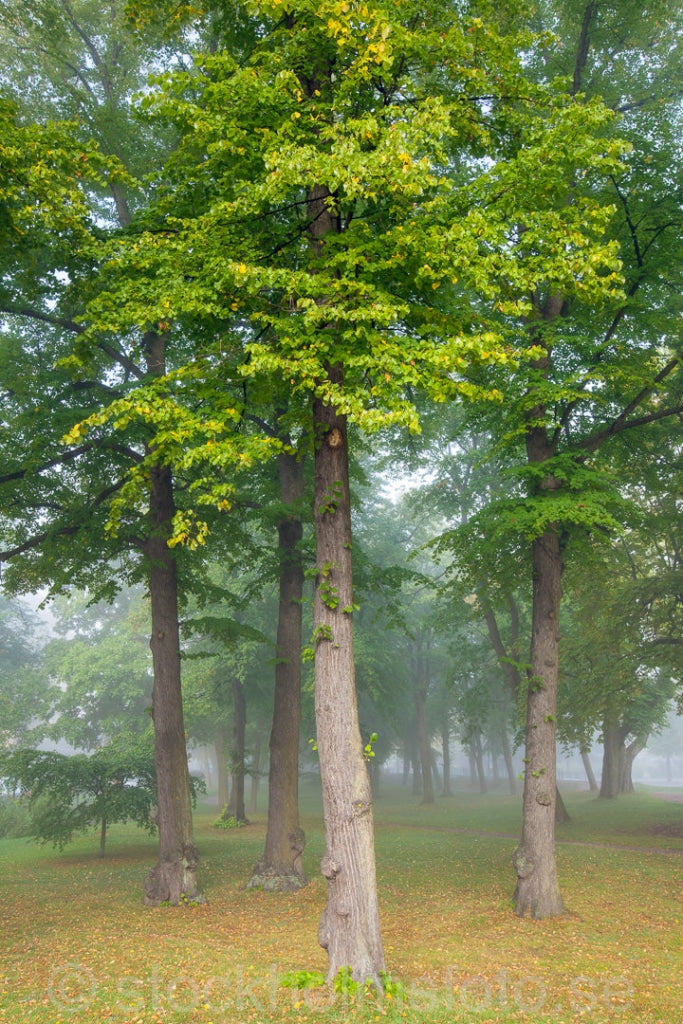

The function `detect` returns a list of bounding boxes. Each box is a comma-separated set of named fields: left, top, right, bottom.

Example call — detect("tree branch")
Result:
left=578, top=358, right=682, bottom=455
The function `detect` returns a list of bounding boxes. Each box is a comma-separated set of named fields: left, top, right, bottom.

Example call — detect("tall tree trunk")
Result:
left=214, top=723, right=230, bottom=811
left=143, top=463, right=200, bottom=905
left=140, top=330, right=200, bottom=905
left=513, top=528, right=565, bottom=918
left=313, top=383, right=384, bottom=986
left=99, top=817, right=107, bottom=859
left=226, top=677, right=247, bottom=823
left=600, top=720, right=627, bottom=799
left=249, top=451, right=307, bottom=891
left=581, top=746, right=599, bottom=792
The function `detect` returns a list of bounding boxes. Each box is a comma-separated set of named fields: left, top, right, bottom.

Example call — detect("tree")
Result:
left=0, top=736, right=159, bottom=857
left=59, top=0, right=635, bottom=968
left=249, top=448, right=309, bottom=890
left=431, top=0, right=682, bottom=917
left=0, top=0, right=206, bottom=905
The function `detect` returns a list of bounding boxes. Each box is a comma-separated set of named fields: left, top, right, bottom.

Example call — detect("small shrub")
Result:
left=212, top=807, right=245, bottom=829
left=280, top=969, right=326, bottom=990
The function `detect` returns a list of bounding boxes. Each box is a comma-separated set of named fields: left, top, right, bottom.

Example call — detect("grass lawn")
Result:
left=0, top=779, right=680, bottom=1024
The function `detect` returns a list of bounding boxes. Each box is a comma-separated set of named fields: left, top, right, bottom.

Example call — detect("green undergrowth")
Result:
left=0, top=785, right=680, bottom=1024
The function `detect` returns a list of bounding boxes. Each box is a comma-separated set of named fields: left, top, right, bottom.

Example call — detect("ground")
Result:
left=0, top=779, right=680, bottom=1024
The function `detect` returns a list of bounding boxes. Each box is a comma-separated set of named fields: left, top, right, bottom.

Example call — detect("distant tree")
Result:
left=0, top=1, right=207, bottom=905
left=0, top=736, right=159, bottom=857
left=40, top=588, right=153, bottom=750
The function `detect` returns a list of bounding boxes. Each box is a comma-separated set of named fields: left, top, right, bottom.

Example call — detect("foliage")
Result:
left=38, top=588, right=155, bottom=750
left=212, top=809, right=246, bottom=829
left=43, top=0, right=625, bottom=558
left=0, top=595, right=51, bottom=747
left=0, top=735, right=158, bottom=853
left=0, top=798, right=32, bottom=839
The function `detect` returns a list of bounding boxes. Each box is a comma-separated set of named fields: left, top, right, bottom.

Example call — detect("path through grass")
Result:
left=0, top=781, right=680, bottom=1024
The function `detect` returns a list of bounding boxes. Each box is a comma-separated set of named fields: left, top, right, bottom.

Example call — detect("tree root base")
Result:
left=246, top=866, right=308, bottom=893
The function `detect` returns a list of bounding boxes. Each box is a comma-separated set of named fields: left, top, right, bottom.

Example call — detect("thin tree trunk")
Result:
left=313, top=378, right=384, bottom=986
left=249, top=451, right=307, bottom=891
left=501, top=726, right=517, bottom=795
left=402, top=744, right=409, bottom=786
left=249, top=732, right=262, bottom=816
left=99, top=816, right=107, bottom=859
left=214, top=723, right=230, bottom=811
left=415, top=659, right=434, bottom=805
left=491, top=748, right=500, bottom=784
left=513, top=528, right=565, bottom=918
left=581, top=746, right=599, bottom=792
left=410, top=718, right=422, bottom=796
left=430, top=749, right=441, bottom=792
left=468, top=747, right=477, bottom=788
left=441, top=716, right=453, bottom=796
left=472, top=729, right=487, bottom=794
left=226, top=677, right=247, bottom=823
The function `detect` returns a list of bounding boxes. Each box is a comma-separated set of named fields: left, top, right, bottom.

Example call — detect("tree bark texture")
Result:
left=249, top=452, right=307, bottom=891
left=513, top=529, right=565, bottom=918
left=313, top=392, right=385, bottom=986
left=143, top=464, right=200, bottom=905
left=139, top=329, right=200, bottom=905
